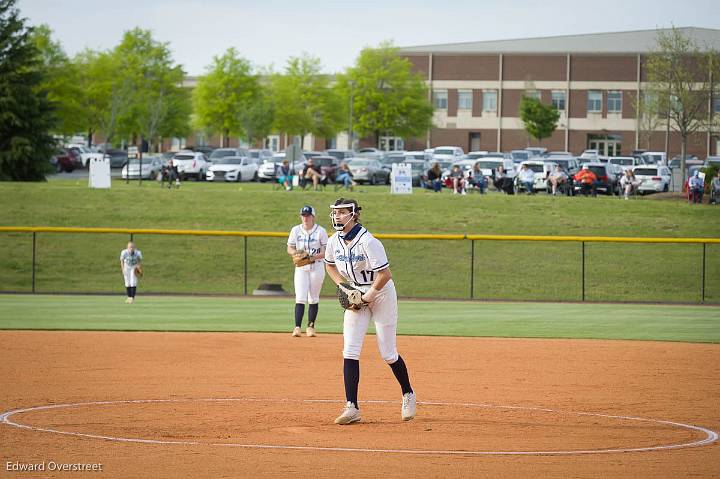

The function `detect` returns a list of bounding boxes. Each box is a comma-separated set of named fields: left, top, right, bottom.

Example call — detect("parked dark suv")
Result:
left=574, top=163, right=618, bottom=195
left=311, top=155, right=341, bottom=182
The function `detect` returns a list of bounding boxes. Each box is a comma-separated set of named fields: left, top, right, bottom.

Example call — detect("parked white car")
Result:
left=609, top=156, right=644, bottom=172
left=207, top=156, right=259, bottom=182
left=640, top=151, right=667, bottom=166
left=171, top=150, right=210, bottom=180
left=632, top=165, right=672, bottom=193
left=356, top=148, right=384, bottom=160
left=121, top=156, right=163, bottom=180
left=460, top=158, right=516, bottom=180
left=517, top=160, right=557, bottom=192
left=67, top=143, right=104, bottom=168
left=580, top=149, right=599, bottom=161
left=432, top=146, right=465, bottom=162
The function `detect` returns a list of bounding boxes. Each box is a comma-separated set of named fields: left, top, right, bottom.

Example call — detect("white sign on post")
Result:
left=390, top=163, right=413, bottom=194
left=89, top=156, right=111, bottom=189
left=127, top=146, right=139, bottom=159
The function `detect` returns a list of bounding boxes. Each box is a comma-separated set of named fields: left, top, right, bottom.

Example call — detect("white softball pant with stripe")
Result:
left=342, top=280, right=399, bottom=364
left=294, top=261, right=325, bottom=304
left=123, top=265, right=138, bottom=287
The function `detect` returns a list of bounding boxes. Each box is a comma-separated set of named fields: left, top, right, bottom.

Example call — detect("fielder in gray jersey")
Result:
left=119, top=242, right=142, bottom=304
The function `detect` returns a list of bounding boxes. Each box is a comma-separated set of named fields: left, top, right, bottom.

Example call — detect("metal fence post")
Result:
left=469, top=239, right=475, bottom=299
left=32, top=232, right=36, bottom=294
left=701, top=242, right=706, bottom=304
left=244, top=236, right=248, bottom=296
left=581, top=241, right=586, bottom=302
left=130, top=233, right=134, bottom=242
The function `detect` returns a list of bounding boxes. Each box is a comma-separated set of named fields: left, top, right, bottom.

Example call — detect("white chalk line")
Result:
left=0, top=398, right=717, bottom=456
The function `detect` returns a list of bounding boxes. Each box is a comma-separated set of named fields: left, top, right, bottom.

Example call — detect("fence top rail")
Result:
left=0, top=226, right=718, bottom=244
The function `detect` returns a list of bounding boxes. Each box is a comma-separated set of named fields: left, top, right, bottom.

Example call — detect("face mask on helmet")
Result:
left=329, top=204, right=356, bottom=231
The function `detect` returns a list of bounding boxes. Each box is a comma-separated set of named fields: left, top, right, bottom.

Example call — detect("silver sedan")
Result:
left=346, top=158, right=390, bottom=185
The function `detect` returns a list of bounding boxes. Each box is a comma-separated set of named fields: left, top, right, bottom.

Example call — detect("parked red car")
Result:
left=49, top=149, right=77, bottom=173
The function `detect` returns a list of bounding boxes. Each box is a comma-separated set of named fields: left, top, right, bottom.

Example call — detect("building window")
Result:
left=433, top=90, right=448, bottom=109
left=458, top=90, right=472, bottom=110
left=587, top=91, right=602, bottom=112
left=379, top=136, right=404, bottom=151
left=551, top=91, right=566, bottom=111
left=483, top=90, right=497, bottom=112
left=713, top=97, right=720, bottom=114
left=525, top=90, right=541, bottom=101
left=608, top=91, right=622, bottom=113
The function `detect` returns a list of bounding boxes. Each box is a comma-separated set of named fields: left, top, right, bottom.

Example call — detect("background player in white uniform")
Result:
left=324, top=198, right=416, bottom=425
left=287, top=205, right=328, bottom=337
left=119, top=242, right=142, bottom=304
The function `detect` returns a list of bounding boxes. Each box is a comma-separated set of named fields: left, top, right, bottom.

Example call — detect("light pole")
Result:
left=348, top=80, right=355, bottom=151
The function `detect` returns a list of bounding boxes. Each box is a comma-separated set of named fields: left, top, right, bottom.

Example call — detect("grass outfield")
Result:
left=1, top=180, right=719, bottom=302
left=1, top=295, right=718, bottom=343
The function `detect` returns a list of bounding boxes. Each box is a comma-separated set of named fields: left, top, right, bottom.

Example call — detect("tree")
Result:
left=519, top=95, right=559, bottom=145
left=30, top=24, right=84, bottom=137
left=77, top=48, right=132, bottom=151
left=645, top=27, right=720, bottom=178
left=113, top=28, right=190, bottom=152
left=0, top=0, right=56, bottom=181
left=270, top=54, right=344, bottom=148
left=340, top=42, right=433, bottom=148
left=193, top=48, right=261, bottom=147
left=635, top=90, right=664, bottom=150
left=238, top=88, right=274, bottom=146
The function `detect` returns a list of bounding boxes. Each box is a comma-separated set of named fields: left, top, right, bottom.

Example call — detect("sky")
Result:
left=18, top=0, right=720, bottom=76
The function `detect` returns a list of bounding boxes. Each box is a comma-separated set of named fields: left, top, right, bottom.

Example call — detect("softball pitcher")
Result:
left=119, top=242, right=142, bottom=304
left=324, top=198, right=416, bottom=425
left=287, top=205, right=328, bottom=337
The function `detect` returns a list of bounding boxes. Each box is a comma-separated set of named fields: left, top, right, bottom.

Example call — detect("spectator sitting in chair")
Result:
left=548, top=164, right=568, bottom=196
left=278, top=159, right=293, bottom=191
left=467, top=162, right=487, bottom=193
left=688, top=170, right=704, bottom=204
left=493, top=166, right=514, bottom=194
left=426, top=163, right=443, bottom=192
left=301, top=158, right=326, bottom=191
left=574, top=166, right=598, bottom=197
left=711, top=170, right=720, bottom=205
left=449, top=165, right=467, bottom=195
left=518, top=164, right=535, bottom=195
left=620, top=169, right=640, bottom=200
left=334, top=162, right=356, bottom=191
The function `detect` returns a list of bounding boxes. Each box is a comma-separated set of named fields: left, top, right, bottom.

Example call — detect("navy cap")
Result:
left=300, top=205, right=315, bottom=216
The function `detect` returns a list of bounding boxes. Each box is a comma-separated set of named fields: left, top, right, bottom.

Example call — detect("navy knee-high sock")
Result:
left=126, top=287, right=131, bottom=297
left=389, top=355, right=413, bottom=395
left=308, top=303, right=318, bottom=327
left=130, top=286, right=137, bottom=298
left=294, top=303, right=305, bottom=328
left=343, top=359, right=360, bottom=408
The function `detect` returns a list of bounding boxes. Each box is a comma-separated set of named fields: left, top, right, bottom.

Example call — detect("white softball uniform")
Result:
left=324, top=226, right=399, bottom=363
left=288, top=224, right=328, bottom=304
left=120, top=249, right=142, bottom=287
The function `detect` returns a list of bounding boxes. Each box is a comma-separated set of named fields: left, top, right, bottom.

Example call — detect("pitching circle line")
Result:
left=0, top=398, right=717, bottom=456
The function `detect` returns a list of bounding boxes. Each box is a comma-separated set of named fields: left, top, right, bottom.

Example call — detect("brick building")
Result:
left=397, top=27, right=720, bottom=157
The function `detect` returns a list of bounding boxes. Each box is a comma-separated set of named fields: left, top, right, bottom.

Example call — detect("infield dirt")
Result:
left=1, top=331, right=718, bottom=478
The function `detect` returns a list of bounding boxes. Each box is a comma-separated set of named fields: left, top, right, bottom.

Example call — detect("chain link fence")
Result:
left=0, top=227, right=717, bottom=304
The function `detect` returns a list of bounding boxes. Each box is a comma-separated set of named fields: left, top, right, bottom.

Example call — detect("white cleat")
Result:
left=292, top=327, right=301, bottom=337
left=127, top=297, right=134, bottom=304
left=401, top=392, right=416, bottom=421
left=334, top=402, right=361, bottom=425
left=306, top=326, right=316, bottom=337
left=125, top=297, right=131, bottom=304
